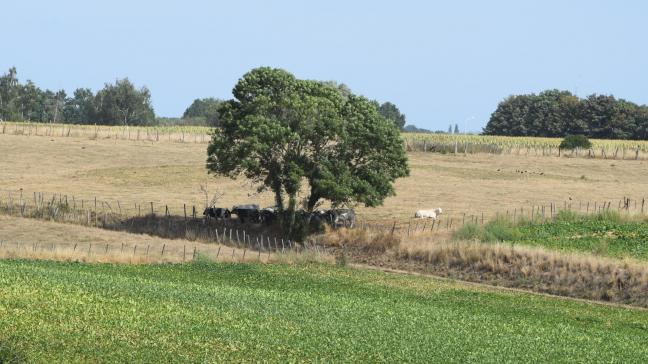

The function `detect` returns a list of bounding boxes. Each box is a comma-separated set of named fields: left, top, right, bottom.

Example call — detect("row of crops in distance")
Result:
left=3, top=121, right=648, bottom=158
left=402, top=132, right=648, bottom=158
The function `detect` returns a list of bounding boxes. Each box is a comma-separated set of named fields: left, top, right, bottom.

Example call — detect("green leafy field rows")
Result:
left=1, top=260, right=647, bottom=363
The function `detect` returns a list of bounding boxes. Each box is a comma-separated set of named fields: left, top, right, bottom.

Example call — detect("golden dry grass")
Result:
left=317, top=226, right=401, bottom=253
left=0, top=215, right=330, bottom=264
left=1, top=132, right=648, bottom=224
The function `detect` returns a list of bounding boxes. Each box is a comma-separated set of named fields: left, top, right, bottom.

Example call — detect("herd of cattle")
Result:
left=204, top=204, right=443, bottom=229
left=203, top=204, right=357, bottom=228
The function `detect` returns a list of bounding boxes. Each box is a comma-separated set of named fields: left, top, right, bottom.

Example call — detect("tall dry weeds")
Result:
left=317, top=226, right=401, bottom=253
left=398, top=241, right=648, bottom=307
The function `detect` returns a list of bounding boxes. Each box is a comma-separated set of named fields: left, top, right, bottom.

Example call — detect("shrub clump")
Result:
left=453, top=217, right=521, bottom=243
left=559, top=135, right=592, bottom=150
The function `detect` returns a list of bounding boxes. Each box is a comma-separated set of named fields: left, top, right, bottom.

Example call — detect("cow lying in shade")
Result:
left=414, top=208, right=442, bottom=219
left=232, top=204, right=261, bottom=223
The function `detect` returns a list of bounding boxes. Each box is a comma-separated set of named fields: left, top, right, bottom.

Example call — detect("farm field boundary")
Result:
left=353, top=263, right=648, bottom=312
left=4, top=121, right=648, bottom=160
left=0, top=121, right=211, bottom=143
left=1, top=188, right=647, bottom=238
left=0, top=238, right=326, bottom=265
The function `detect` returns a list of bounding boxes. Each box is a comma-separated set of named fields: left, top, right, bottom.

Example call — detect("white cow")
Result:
left=414, top=208, right=443, bottom=219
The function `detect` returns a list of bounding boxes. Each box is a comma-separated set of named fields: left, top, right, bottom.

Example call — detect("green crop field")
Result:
left=1, top=260, right=647, bottom=363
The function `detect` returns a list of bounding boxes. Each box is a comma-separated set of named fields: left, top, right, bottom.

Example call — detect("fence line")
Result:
left=359, top=195, right=647, bottom=238
left=0, top=189, right=308, bottom=255
left=403, top=138, right=647, bottom=160
left=1, top=188, right=646, bottom=248
left=0, top=121, right=211, bottom=144
left=0, top=237, right=324, bottom=265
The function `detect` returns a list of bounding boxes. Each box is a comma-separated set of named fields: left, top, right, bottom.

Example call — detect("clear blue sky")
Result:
left=3, top=0, right=647, bottom=131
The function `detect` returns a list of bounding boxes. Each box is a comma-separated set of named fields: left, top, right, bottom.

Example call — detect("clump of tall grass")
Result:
left=453, top=216, right=521, bottom=242
left=593, top=209, right=623, bottom=223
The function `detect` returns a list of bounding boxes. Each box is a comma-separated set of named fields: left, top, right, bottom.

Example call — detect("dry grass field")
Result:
left=0, top=215, right=321, bottom=264
left=2, top=133, right=648, bottom=224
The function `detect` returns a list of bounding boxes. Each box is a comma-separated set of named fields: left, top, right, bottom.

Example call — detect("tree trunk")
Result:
left=286, top=194, right=297, bottom=239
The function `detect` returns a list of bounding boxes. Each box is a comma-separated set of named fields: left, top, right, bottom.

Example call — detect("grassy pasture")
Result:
left=454, top=211, right=648, bottom=261
left=1, top=260, right=648, bottom=362
left=1, top=132, right=648, bottom=224
left=517, top=212, right=648, bottom=260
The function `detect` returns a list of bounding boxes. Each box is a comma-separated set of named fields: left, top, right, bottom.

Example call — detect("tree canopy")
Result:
left=377, top=101, right=406, bottom=130
left=320, top=81, right=407, bottom=130
left=92, top=79, right=155, bottom=125
left=207, top=67, right=409, bottom=237
left=182, top=98, right=224, bottom=126
left=483, top=90, right=648, bottom=140
left=0, top=67, right=154, bottom=125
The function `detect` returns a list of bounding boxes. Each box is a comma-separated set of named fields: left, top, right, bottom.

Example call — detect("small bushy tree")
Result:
left=559, top=135, right=592, bottom=150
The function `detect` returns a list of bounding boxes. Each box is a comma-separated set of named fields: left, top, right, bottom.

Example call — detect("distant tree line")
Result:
left=1, top=66, right=409, bottom=129
left=483, top=90, right=648, bottom=140
left=0, top=67, right=155, bottom=125
left=184, top=82, right=408, bottom=130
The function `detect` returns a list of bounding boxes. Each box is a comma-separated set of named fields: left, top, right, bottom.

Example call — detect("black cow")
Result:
left=232, top=204, right=261, bottom=223
left=308, top=210, right=328, bottom=229
left=203, top=207, right=231, bottom=219
left=260, top=207, right=278, bottom=225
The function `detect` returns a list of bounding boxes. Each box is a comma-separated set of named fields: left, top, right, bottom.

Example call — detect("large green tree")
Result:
left=483, top=90, right=648, bottom=140
left=93, top=78, right=155, bottom=125
left=207, top=67, right=409, bottom=237
left=63, top=88, right=95, bottom=124
left=0, top=67, right=20, bottom=121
